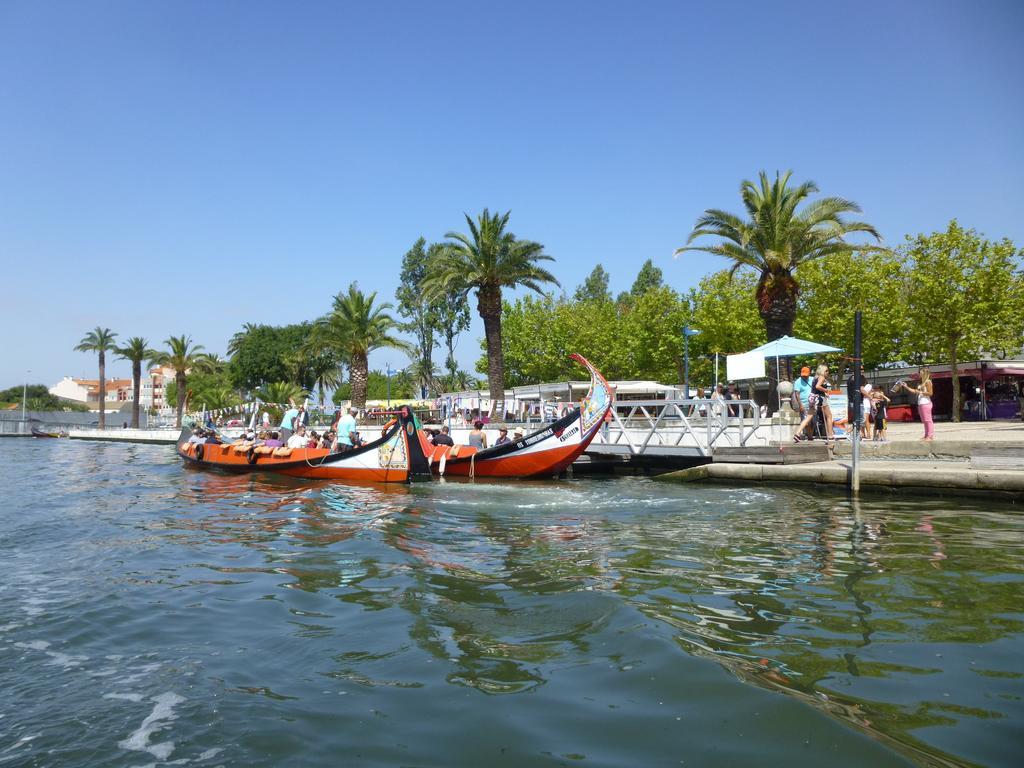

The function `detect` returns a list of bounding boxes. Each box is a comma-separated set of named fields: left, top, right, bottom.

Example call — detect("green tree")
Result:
left=676, top=171, right=883, bottom=342
left=482, top=292, right=628, bottom=385
left=903, top=221, right=1023, bottom=420
left=228, top=323, right=315, bottom=392
left=630, top=259, right=664, bottom=297
left=396, top=238, right=439, bottom=384
left=150, top=335, right=216, bottom=428
left=255, top=381, right=308, bottom=407
left=794, top=251, right=907, bottom=370
left=423, top=209, right=558, bottom=411
left=0, top=384, right=88, bottom=411
left=618, top=286, right=689, bottom=381
left=227, top=322, right=263, bottom=357
left=687, top=270, right=765, bottom=386
left=332, top=370, right=416, bottom=403
left=439, top=369, right=479, bottom=392
left=115, top=337, right=157, bottom=428
left=168, top=370, right=241, bottom=413
left=312, top=283, right=408, bottom=408
left=74, top=327, right=118, bottom=429
left=428, top=242, right=473, bottom=383
left=574, top=264, right=612, bottom=303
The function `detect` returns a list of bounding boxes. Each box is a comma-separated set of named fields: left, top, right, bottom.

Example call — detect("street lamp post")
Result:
left=682, top=327, right=701, bottom=398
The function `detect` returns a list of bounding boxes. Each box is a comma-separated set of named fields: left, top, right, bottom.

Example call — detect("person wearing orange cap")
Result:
left=791, top=366, right=815, bottom=441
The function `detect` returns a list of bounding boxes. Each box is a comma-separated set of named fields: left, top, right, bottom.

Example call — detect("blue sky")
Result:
left=2, top=0, right=1022, bottom=389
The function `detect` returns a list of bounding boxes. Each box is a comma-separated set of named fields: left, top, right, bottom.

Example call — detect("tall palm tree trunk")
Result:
left=350, top=353, right=368, bottom=409
left=478, top=286, right=505, bottom=415
left=98, top=351, right=107, bottom=429
left=131, top=360, right=141, bottom=428
left=175, top=372, right=187, bottom=428
left=759, top=273, right=799, bottom=385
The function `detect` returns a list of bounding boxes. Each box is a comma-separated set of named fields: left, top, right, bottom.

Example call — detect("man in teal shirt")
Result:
left=792, top=366, right=813, bottom=416
left=280, top=405, right=299, bottom=441
left=336, top=407, right=358, bottom=449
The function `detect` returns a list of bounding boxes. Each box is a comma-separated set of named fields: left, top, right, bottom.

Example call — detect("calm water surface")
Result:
left=1, top=440, right=1021, bottom=767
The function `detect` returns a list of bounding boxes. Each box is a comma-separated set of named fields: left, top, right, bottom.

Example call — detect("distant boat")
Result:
left=31, top=427, right=63, bottom=438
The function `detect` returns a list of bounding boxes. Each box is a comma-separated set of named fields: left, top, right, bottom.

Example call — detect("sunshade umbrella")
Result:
left=748, top=335, right=843, bottom=410
left=749, top=335, right=842, bottom=359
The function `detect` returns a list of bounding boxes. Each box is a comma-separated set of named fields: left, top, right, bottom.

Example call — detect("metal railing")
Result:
left=591, top=399, right=762, bottom=457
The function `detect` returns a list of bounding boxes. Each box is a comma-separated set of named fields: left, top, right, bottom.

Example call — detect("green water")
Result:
left=1, top=439, right=1021, bottom=767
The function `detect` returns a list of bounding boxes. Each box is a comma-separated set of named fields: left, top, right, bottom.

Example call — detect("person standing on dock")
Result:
left=901, top=369, right=934, bottom=440
left=792, top=367, right=813, bottom=440
left=812, top=364, right=835, bottom=441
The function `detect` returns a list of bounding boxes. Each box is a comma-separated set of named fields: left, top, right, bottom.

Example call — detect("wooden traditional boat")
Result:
left=177, top=355, right=613, bottom=483
left=419, top=353, right=614, bottom=479
left=31, top=427, right=62, bottom=438
left=176, top=404, right=432, bottom=483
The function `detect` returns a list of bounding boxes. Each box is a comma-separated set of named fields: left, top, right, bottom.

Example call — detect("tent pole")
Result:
left=776, top=356, right=781, bottom=413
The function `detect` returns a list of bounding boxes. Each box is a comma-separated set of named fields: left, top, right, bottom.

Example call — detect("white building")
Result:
left=49, top=377, right=134, bottom=406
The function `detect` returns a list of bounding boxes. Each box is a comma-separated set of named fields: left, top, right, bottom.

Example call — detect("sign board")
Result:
left=726, top=351, right=766, bottom=381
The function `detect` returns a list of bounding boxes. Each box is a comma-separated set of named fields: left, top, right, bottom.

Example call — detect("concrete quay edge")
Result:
left=830, top=440, right=1024, bottom=460
left=654, top=459, right=1024, bottom=500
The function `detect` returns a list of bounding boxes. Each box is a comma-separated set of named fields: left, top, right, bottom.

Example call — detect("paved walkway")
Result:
left=863, top=420, right=1024, bottom=442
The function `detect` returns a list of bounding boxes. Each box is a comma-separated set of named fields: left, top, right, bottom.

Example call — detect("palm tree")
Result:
left=255, top=381, right=308, bottom=404
left=423, top=209, right=558, bottom=412
left=407, top=349, right=440, bottom=399
left=115, top=337, right=157, bottom=428
left=74, top=327, right=118, bottom=429
left=675, top=171, right=883, bottom=342
left=442, top=369, right=478, bottom=392
left=227, top=323, right=262, bottom=357
left=150, top=335, right=215, bottom=428
left=311, top=283, right=408, bottom=408
left=306, top=351, right=343, bottom=410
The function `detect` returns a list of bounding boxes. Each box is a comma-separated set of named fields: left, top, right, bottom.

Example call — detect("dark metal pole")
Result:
left=683, top=326, right=690, bottom=397
left=852, top=311, right=863, bottom=495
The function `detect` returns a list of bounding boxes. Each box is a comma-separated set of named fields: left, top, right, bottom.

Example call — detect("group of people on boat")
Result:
left=423, top=421, right=525, bottom=451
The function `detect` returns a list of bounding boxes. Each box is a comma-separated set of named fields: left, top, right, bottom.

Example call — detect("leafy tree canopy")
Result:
left=574, top=264, right=612, bottom=303
left=0, top=384, right=88, bottom=411
left=166, top=370, right=240, bottom=413
left=333, top=370, right=416, bottom=403
left=902, top=220, right=1023, bottom=419
left=630, top=259, right=664, bottom=297
left=228, top=323, right=314, bottom=392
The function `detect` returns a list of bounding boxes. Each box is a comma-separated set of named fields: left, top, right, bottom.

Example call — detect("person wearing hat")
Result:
left=791, top=366, right=815, bottom=441
left=495, top=426, right=511, bottom=446
left=512, top=428, right=524, bottom=441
